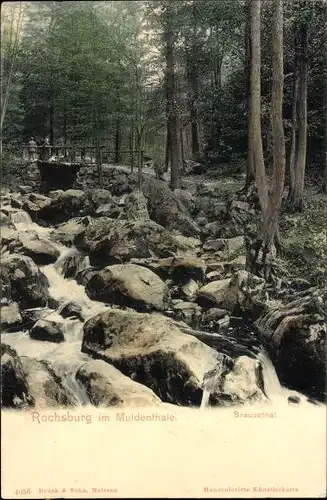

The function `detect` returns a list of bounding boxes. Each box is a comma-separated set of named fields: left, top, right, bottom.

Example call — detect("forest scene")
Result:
left=1, top=0, right=326, bottom=412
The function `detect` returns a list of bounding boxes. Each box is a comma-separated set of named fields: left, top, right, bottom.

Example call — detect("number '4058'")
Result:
left=15, top=489, right=31, bottom=495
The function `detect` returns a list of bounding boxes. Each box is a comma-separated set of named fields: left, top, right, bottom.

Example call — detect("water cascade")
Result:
left=3, top=208, right=318, bottom=410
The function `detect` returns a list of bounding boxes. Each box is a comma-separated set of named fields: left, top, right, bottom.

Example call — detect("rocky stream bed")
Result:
left=1, top=165, right=325, bottom=410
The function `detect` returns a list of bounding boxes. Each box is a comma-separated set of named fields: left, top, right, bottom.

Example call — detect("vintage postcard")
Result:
left=1, top=0, right=326, bottom=498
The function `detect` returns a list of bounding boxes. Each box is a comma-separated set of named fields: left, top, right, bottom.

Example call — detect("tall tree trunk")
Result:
left=247, top=0, right=285, bottom=282
left=291, top=6, right=308, bottom=212
left=288, top=31, right=299, bottom=199
left=0, top=2, right=24, bottom=144
left=265, top=0, right=285, bottom=248
left=114, top=116, right=121, bottom=164
left=187, top=57, right=200, bottom=156
left=164, top=7, right=180, bottom=190
left=250, top=0, right=268, bottom=215
left=245, top=0, right=255, bottom=187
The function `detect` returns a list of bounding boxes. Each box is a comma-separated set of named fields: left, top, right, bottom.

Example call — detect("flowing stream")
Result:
left=2, top=209, right=316, bottom=409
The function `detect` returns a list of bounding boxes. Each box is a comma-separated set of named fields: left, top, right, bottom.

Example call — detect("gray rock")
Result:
left=0, top=302, right=22, bottom=331
left=95, top=203, right=121, bottom=218
left=172, top=301, right=202, bottom=326
left=1, top=344, right=34, bottom=409
left=82, top=308, right=226, bottom=406
left=21, top=307, right=54, bottom=328
left=202, top=308, right=230, bottom=323
left=75, top=217, right=201, bottom=267
left=181, top=279, right=199, bottom=301
left=124, top=191, right=149, bottom=220
left=58, top=302, right=84, bottom=321
left=21, top=357, right=76, bottom=408
left=198, top=279, right=237, bottom=310
left=255, top=289, right=326, bottom=399
left=87, top=189, right=114, bottom=209
left=56, top=252, right=89, bottom=279
left=10, top=235, right=60, bottom=265
left=76, top=360, right=161, bottom=407
left=0, top=255, right=50, bottom=309
left=50, top=217, right=91, bottom=246
left=86, top=264, right=170, bottom=312
left=30, top=319, right=65, bottom=343
left=211, top=356, right=267, bottom=406
left=75, top=266, right=97, bottom=286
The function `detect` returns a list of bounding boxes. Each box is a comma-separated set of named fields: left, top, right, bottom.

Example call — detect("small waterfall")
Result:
left=3, top=210, right=320, bottom=410
left=10, top=210, right=33, bottom=225
left=2, top=219, right=108, bottom=406
left=258, top=351, right=311, bottom=406
left=200, top=390, right=210, bottom=409
left=54, top=245, right=90, bottom=278
left=11, top=208, right=52, bottom=236
left=200, top=358, right=228, bottom=410
left=41, top=262, right=107, bottom=320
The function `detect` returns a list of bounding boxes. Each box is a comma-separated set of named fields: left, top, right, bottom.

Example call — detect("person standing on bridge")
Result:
left=27, top=137, right=37, bottom=161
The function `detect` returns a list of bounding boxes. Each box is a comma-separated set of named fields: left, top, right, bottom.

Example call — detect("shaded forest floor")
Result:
left=178, top=167, right=325, bottom=289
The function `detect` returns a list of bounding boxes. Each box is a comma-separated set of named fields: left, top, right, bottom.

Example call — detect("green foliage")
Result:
left=0, top=152, right=24, bottom=184
left=1, top=0, right=325, bottom=179
left=279, top=189, right=326, bottom=286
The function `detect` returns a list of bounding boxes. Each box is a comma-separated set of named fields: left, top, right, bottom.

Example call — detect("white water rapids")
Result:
left=2, top=209, right=317, bottom=409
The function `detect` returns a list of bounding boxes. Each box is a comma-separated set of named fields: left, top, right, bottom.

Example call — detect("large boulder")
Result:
left=86, top=188, right=122, bottom=219
left=208, top=356, right=266, bottom=406
left=1, top=344, right=34, bottom=409
left=255, top=289, right=326, bottom=400
left=75, top=266, right=97, bottom=286
left=22, top=189, right=92, bottom=224
left=21, top=193, right=53, bottom=221
left=0, top=302, right=23, bottom=331
left=9, top=233, right=60, bottom=265
left=20, top=357, right=76, bottom=408
left=58, top=301, right=84, bottom=321
left=76, top=360, right=161, bottom=407
left=75, top=217, right=201, bottom=267
left=21, top=307, right=54, bottom=328
left=0, top=255, right=50, bottom=309
left=89, top=169, right=200, bottom=236
left=29, top=319, right=65, bottom=343
left=81, top=308, right=227, bottom=405
left=198, top=279, right=237, bottom=310
left=86, top=189, right=115, bottom=209
left=141, top=176, right=201, bottom=236
left=198, top=271, right=266, bottom=315
left=50, top=216, right=91, bottom=246
left=124, top=191, right=150, bottom=221
left=0, top=226, right=19, bottom=246
left=85, top=264, right=170, bottom=312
